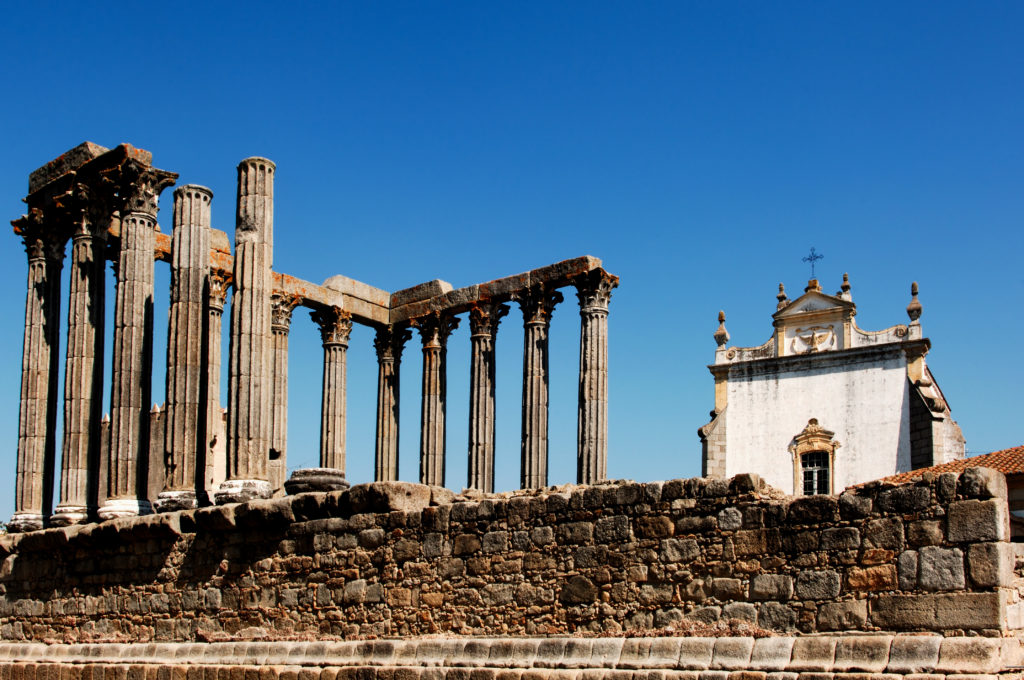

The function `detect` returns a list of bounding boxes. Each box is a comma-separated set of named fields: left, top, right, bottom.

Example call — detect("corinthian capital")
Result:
left=208, top=271, right=230, bottom=312
left=312, top=306, right=353, bottom=347
left=117, top=164, right=177, bottom=217
left=516, top=285, right=564, bottom=325
left=469, top=301, right=510, bottom=337
left=13, top=208, right=64, bottom=262
left=271, top=294, right=302, bottom=332
left=413, top=312, right=460, bottom=349
left=574, top=269, right=619, bottom=313
left=374, top=324, right=413, bottom=363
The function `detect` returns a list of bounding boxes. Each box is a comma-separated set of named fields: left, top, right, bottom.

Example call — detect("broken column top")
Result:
left=28, top=142, right=109, bottom=193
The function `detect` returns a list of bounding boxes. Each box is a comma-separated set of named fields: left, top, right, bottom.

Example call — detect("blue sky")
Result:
left=0, top=2, right=1021, bottom=519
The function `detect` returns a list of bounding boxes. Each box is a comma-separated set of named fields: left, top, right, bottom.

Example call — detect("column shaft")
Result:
left=220, top=157, right=276, bottom=504
left=417, top=313, right=459, bottom=487
left=53, top=218, right=106, bottom=526
left=269, top=295, right=298, bottom=492
left=284, top=307, right=351, bottom=494
left=203, top=273, right=228, bottom=501
left=102, top=212, right=157, bottom=518
left=467, top=302, right=509, bottom=493
left=374, top=325, right=410, bottom=481
left=9, top=220, right=64, bottom=533
left=157, top=185, right=213, bottom=512
left=518, top=286, right=562, bottom=489
left=575, top=270, right=617, bottom=484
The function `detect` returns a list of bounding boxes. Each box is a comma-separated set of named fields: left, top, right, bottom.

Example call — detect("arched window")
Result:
left=789, top=418, right=841, bottom=495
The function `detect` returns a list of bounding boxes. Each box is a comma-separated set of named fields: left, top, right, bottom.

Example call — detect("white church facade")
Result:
left=699, top=275, right=965, bottom=495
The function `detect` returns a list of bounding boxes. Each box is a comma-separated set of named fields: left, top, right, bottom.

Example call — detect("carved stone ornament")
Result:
left=906, top=281, right=922, bottom=323
left=574, top=269, right=619, bottom=313
left=517, top=285, right=564, bottom=325
left=374, top=325, right=413, bottom=363
left=311, top=306, right=353, bottom=346
left=413, top=312, right=460, bottom=349
left=713, top=310, right=730, bottom=347
left=788, top=418, right=841, bottom=458
left=790, top=325, right=836, bottom=354
left=469, top=301, right=510, bottom=337
left=208, top=271, right=229, bottom=312
left=271, top=294, right=301, bottom=332
left=117, top=164, right=177, bottom=217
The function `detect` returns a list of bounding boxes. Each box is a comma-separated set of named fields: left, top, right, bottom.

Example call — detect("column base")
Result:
left=50, top=504, right=90, bottom=527
left=214, top=479, right=273, bottom=505
left=7, top=511, right=44, bottom=533
left=284, top=468, right=350, bottom=495
left=97, top=498, right=153, bottom=521
left=153, top=490, right=198, bottom=513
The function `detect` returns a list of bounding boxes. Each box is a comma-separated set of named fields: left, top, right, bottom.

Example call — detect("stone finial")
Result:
left=907, top=281, right=922, bottom=324
left=804, top=279, right=821, bottom=293
left=714, top=311, right=730, bottom=347
left=840, top=273, right=851, bottom=300
left=776, top=283, right=789, bottom=310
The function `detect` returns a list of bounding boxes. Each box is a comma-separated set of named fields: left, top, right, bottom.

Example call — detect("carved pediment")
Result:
left=773, top=290, right=852, bottom=320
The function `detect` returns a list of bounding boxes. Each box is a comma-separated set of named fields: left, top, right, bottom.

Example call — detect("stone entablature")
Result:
left=701, top=276, right=965, bottom=494
left=7, top=142, right=619, bottom=532
left=0, top=469, right=1018, bottom=644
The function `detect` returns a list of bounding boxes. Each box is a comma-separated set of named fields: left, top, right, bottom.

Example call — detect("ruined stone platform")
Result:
left=1, top=635, right=1023, bottom=678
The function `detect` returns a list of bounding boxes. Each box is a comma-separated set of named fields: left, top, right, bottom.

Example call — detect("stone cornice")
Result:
left=708, top=338, right=931, bottom=379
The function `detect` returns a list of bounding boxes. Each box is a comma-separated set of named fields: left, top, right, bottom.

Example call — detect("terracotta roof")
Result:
left=875, top=445, right=1024, bottom=485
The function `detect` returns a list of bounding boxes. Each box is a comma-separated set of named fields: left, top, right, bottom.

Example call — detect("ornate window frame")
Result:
left=789, top=418, right=841, bottom=495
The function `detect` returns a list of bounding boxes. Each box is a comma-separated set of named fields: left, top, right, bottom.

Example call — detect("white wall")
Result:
left=724, top=352, right=911, bottom=494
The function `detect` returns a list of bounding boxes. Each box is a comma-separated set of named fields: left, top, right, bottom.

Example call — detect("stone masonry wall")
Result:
left=0, top=469, right=1017, bottom=644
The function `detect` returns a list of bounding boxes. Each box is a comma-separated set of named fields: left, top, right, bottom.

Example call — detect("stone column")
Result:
left=517, top=285, right=563, bottom=489
left=286, top=307, right=352, bottom=493
left=218, top=157, right=275, bottom=505
left=467, top=302, right=509, bottom=493
left=416, top=313, right=460, bottom=487
left=156, top=185, right=213, bottom=512
left=574, top=269, right=618, bottom=485
left=53, top=185, right=109, bottom=526
left=203, top=271, right=228, bottom=501
left=269, top=294, right=299, bottom=493
left=101, top=168, right=175, bottom=519
left=9, top=212, right=65, bottom=532
left=373, top=325, right=411, bottom=481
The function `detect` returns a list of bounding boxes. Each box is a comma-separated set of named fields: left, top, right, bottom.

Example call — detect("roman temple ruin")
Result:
left=7, top=142, right=618, bottom=532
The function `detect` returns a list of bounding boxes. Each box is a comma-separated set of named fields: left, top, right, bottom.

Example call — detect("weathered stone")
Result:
left=559, top=575, right=597, bottom=604
left=817, top=600, right=867, bottom=631
left=871, top=592, right=1006, bottom=630
left=833, top=636, right=892, bottom=673
left=838, top=491, right=872, bottom=519
left=846, top=565, right=897, bottom=591
left=788, top=637, right=837, bottom=672
left=966, top=541, right=1014, bottom=587
left=575, top=271, right=616, bottom=485
left=749, top=574, right=792, bottom=601
left=712, top=579, right=744, bottom=600
left=898, top=550, right=918, bottom=590
left=907, top=520, right=943, bottom=547
left=820, top=527, right=860, bottom=551
left=916, top=546, right=964, bottom=591
left=721, top=603, right=757, bottom=624
left=787, top=496, right=838, bottom=524
left=958, top=467, right=1007, bottom=500
left=935, top=637, right=1003, bottom=674
left=795, top=570, right=840, bottom=600
left=757, top=603, right=796, bottom=631
left=886, top=635, right=941, bottom=674
left=862, top=518, right=904, bottom=551
left=710, top=638, right=753, bottom=670
left=947, top=499, right=1009, bottom=543
left=717, top=508, right=742, bottom=531
left=661, top=538, right=699, bottom=563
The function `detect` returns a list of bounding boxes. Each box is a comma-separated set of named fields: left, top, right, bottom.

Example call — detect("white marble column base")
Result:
left=6, top=511, right=44, bottom=533
left=153, top=490, right=198, bottom=513
left=284, top=468, right=350, bottom=495
left=97, top=498, right=153, bottom=521
left=50, top=504, right=90, bottom=527
left=214, top=479, right=273, bottom=505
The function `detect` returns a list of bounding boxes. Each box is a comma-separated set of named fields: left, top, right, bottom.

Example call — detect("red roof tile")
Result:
left=874, top=445, right=1024, bottom=485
